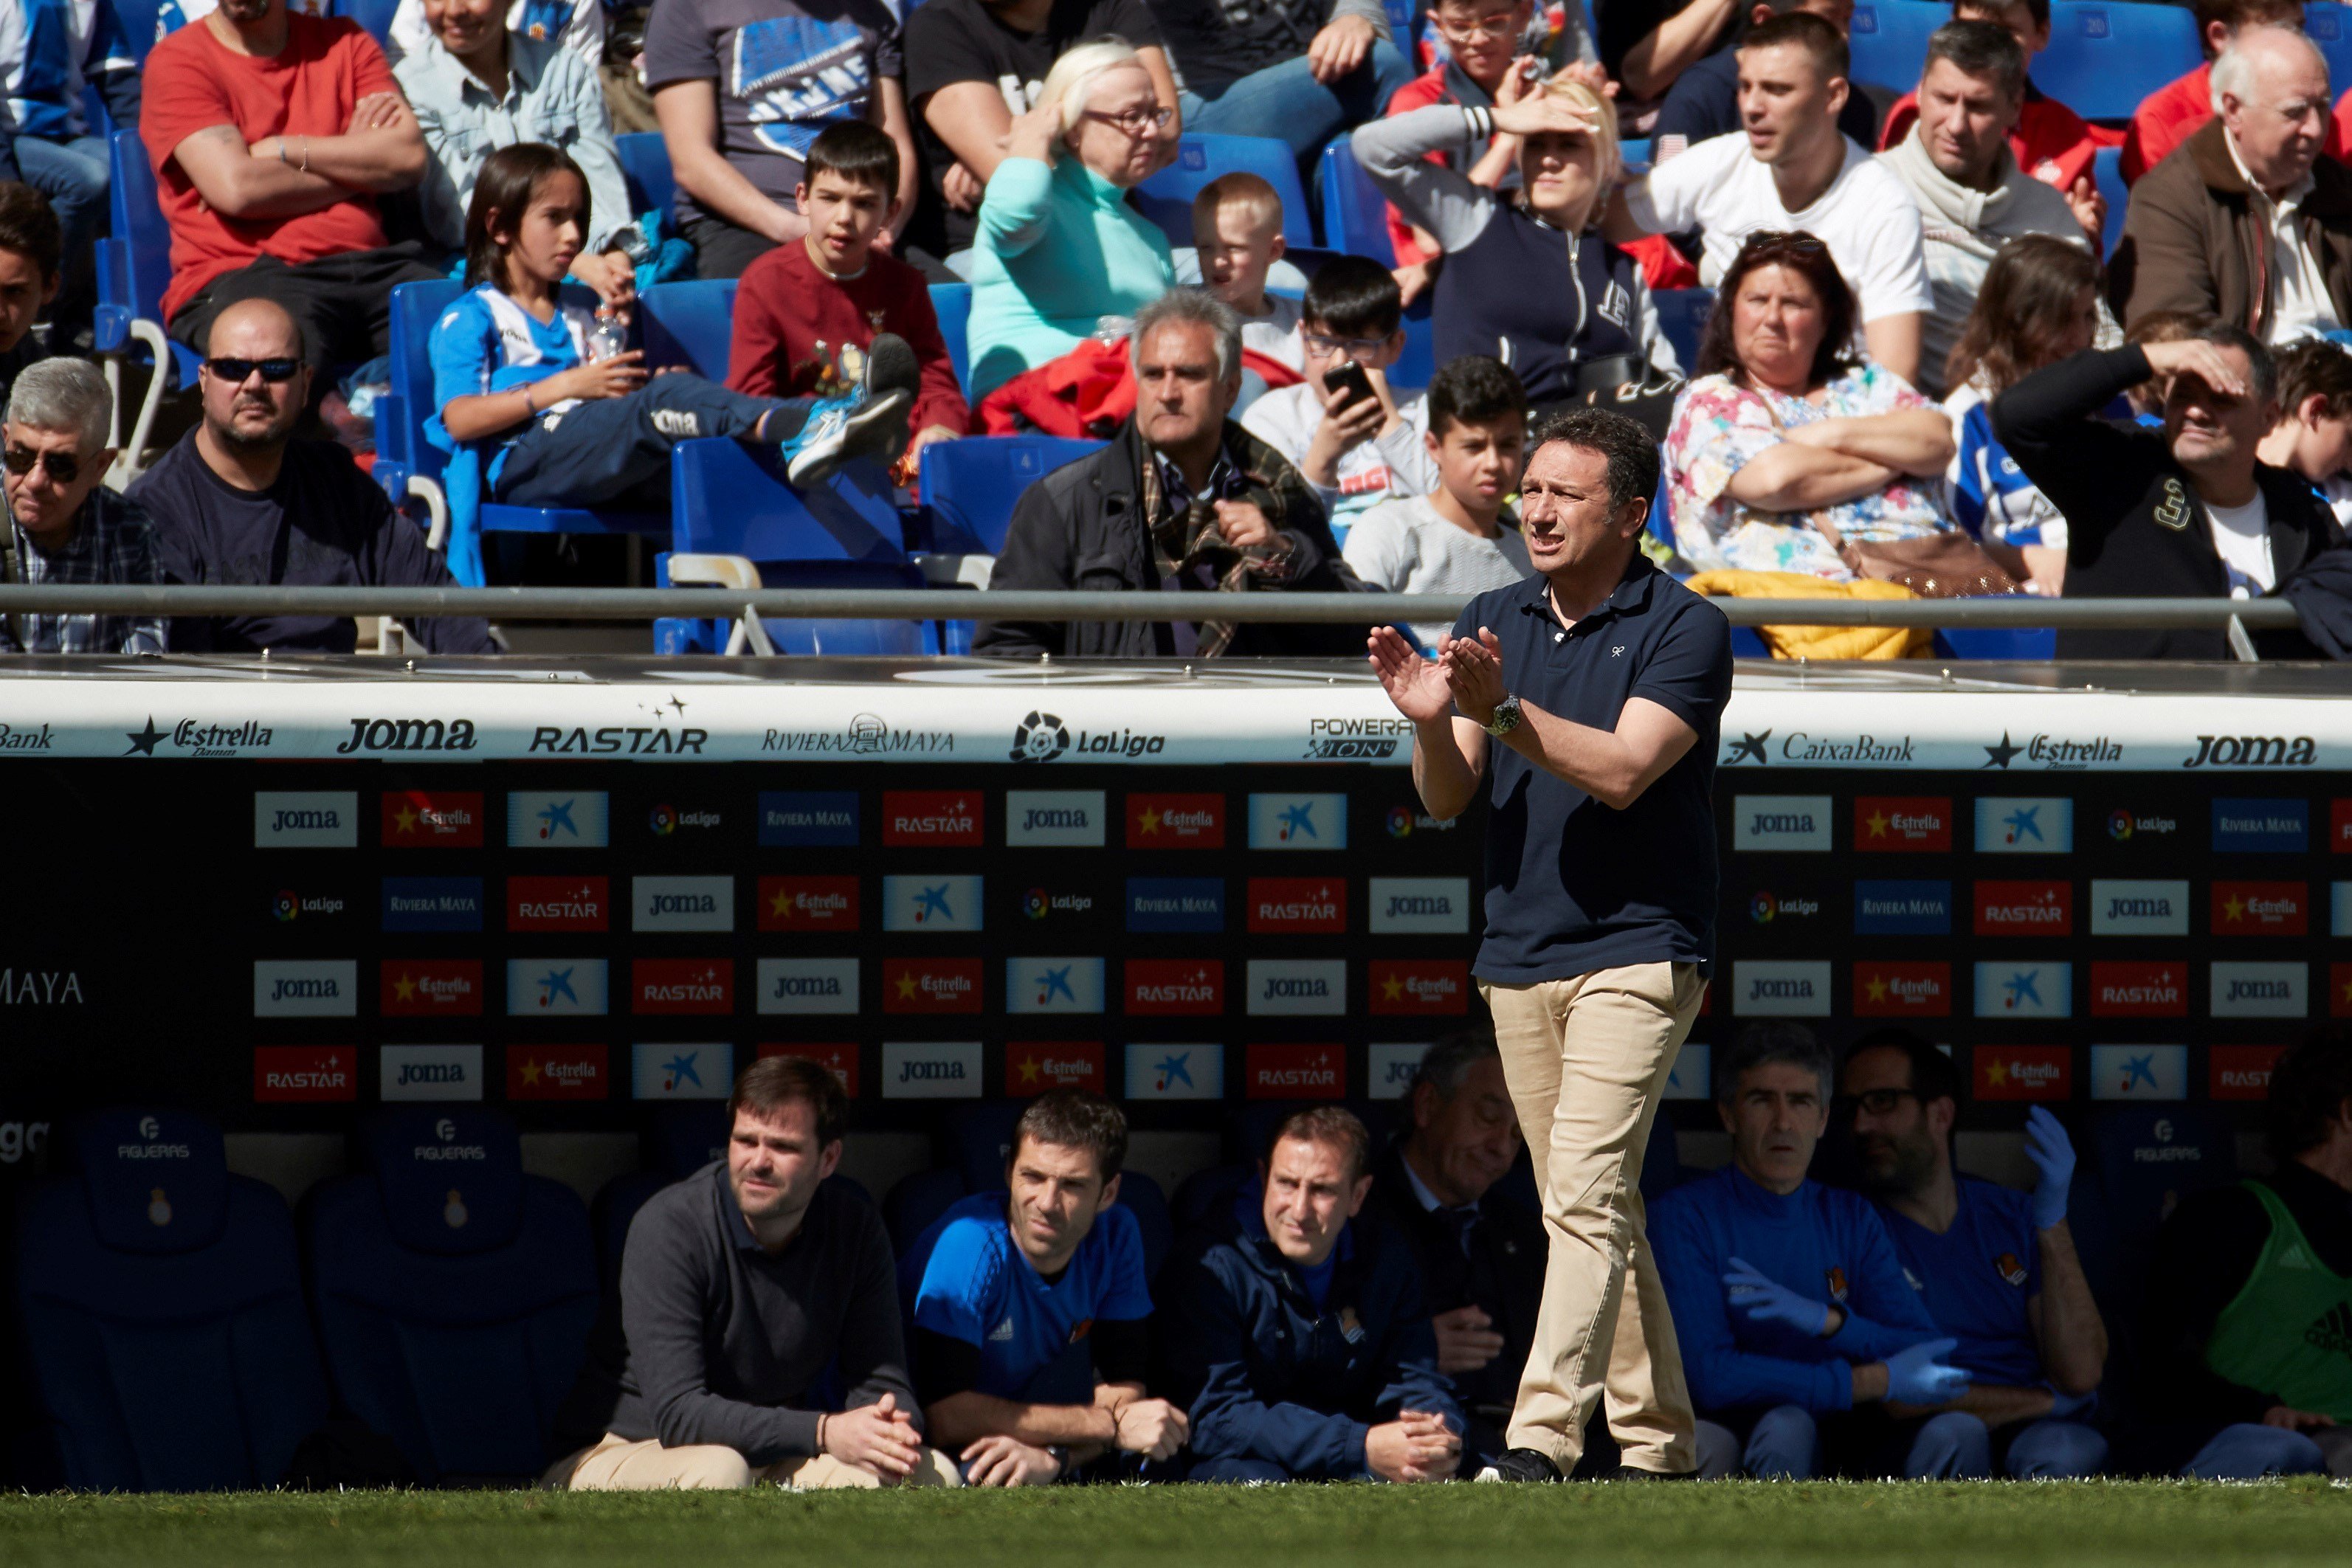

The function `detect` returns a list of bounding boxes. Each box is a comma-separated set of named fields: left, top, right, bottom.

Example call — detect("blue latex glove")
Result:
left=1884, top=1338, right=1970, bottom=1406
left=2024, top=1105, right=2075, bottom=1230
left=2046, top=1387, right=2097, bottom=1420
left=1724, top=1257, right=1833, bottom=1336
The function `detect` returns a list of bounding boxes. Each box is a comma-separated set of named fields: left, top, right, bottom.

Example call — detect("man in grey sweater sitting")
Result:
left=548, top=1057, right=959, bottom=1489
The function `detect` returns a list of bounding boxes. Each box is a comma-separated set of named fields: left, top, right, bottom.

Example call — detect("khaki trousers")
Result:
left=549, top=1433, right=963, bottom=1491
left=1483, top=961, right=1705, bottom=1474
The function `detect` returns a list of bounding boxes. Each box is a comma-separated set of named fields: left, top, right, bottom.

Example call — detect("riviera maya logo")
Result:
left=1010, top=711, right=1069, bottom=763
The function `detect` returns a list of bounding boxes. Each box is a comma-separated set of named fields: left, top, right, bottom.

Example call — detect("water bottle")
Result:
left=588, top=306, right=627, bottom=363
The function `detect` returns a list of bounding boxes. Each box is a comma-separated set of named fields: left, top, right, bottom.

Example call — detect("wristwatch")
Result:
left=1483, top=694, right=1523, bottom=737
left=1044, top=1444, right=1072, bottom=1478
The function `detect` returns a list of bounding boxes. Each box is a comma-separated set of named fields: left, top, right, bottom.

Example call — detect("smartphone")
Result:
left=1324, top=360, right=1375, bottom=412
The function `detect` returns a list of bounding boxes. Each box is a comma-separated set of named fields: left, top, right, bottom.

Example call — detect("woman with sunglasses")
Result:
left=965, top=38, right=1177, bottom=398
left=1351, top=75, right=1679, bottom=415
left=1663, top=228, right=1960, bottom=580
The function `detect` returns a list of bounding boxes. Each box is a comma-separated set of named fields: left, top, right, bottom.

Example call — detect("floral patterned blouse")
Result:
left=1663, top=362, right=1957, bottom=580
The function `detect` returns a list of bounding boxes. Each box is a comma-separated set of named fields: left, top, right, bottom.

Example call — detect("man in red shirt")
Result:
left=726, top=122, right=968, bottom=472
left=2122, top=0, right=2304, bottom=183
left=144, top=0, right=439, bottom=375
left=1875, top=0, right=2115, bottom=197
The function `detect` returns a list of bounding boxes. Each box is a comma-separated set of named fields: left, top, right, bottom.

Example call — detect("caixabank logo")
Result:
left=382, top=961, right=483, bottom=1018
left=1005, top=958, right=1106, bottom=1015
left=632, top=1043, right=730, bottom=1100
left=2090, top=1045, right=2188, bottom=1102
left=882, top=876, right=984, bottom=933
left=1973, top=962, right=2071, bottom=1018
left=1975, top=798, right=2073, bottom=854
left=506, top=959, right=609, bottom=1016
left=1124, top=1043, right=1222, bottom=1099
left=1246, top=1044, right=1345, bottom=1099
left=507, top=792, right=610, bottom=848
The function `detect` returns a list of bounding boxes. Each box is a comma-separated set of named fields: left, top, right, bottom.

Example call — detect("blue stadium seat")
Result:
left=917, top=435, right=1104, bottom=554
left=330, top=0, right=401, bottom=45
left=1396, top=295, right=1435, bottom=388
left=639, top=278, right=737, bottom=379
left=1317, top=139, right=1397, bottom=266
left=1132, top=134, right=1317, bottom=250
left=1847, top=1, right=1951, bottom=91
left=615, top=131, right=677, bottom=224
left=112, top=0, right=168, bottom=61
left=1934, top=626, right=2059, bottom=659
left=884, top=1166, right=968, bottom=1254
left=1655, top=287, right=1714, bottom=375
left=948, top=1101, right=1030, bottom=1192
left=2089, top=1105, right=2238, bottom=1252
left=306, top=1110, right=598, bottom=1483
left=2092, top=143, right=2128, bottom=258
left=2036, top=1, right=2204, bottom=123
left=2309, top=4, right=2352, bottom=94
left=1173, top=1162, right=1252, bottom=1234
left=930, top=282, right=973, bottom=395
left=15, top=1110, right=329, bottom=1491
left=379, top=279, right=667, bottom=584
left=94, top=130, right=204, bottom=458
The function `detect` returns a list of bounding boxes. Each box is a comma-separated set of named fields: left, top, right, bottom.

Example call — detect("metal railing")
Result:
left=0, top=584, right=2308, bottom=630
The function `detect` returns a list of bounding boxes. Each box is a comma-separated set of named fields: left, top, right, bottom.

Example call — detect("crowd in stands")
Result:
left=531, top=1031, right=2352, bottom=1488
left=10, top=0, right=2352, bottom=654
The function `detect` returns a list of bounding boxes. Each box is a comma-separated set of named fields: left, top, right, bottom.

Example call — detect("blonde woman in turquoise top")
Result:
left=968, top=38, right=1177, bottom=398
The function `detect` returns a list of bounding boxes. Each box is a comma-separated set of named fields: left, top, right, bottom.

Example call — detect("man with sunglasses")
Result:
left=0, top=357, right=165, bottom=655
left=131, top=298, right=494, bottom=655
left=1838, top=1029, right=2111, bottom=1478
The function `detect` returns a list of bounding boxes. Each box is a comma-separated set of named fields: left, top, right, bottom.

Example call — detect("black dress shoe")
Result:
left=1475, top=1448, right=1565, bottom=1482
left=1599, top=1464, right=1699, bottom=1481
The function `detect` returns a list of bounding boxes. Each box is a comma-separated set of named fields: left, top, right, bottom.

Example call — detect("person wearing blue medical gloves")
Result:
left=1840, top=1029, right=2110, bottom=1479
left=1650, top=1023, right=1971, bottom=1478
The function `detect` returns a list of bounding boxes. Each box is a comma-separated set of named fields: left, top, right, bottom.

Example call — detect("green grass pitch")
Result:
left=3, top=1481, right=2348, bottom=1567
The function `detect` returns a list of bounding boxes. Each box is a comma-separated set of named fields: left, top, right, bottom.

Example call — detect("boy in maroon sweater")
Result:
left=728, top=123, right=969, bottom=472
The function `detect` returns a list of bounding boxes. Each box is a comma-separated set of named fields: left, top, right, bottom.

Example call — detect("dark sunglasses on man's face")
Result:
left=204, top=356, right=303, bottom=385
left=3, top=445, right=85, bottom=485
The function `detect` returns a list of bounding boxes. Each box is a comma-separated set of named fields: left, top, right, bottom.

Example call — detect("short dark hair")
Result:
left=1013, top=1088, right=1128, bottom=1181
left=1739, top=10, right=1849, bottom=80
left=1427, top=355, right=1528, bottom=438
left=465, top=142, right=587, bottom=291
left=1303, top=254, right=1402, bottom=340
left=1953, top=0, right=2049, bottom=32
left=1699, top=229, right=1858, bottom=387
left=726, top=1054, right=848, bottom=1147
left=2191, top=320, right=2279, bottom=407
left=1716, top=1022, right=1834, bottom=1104
left=1266, top=1105, right=1373, bottom=1181
left=804, top=119, right=900, bottom=196
left=2273, top=337, right=2352, bottom=424
left=2193, top=0, right=2304, bottom=55
left=2266, top=1031, right=2352, bottom=1164
left=1841, top=1028, right=1961, bottom=1108
left=1526, top=406, right=1660, bottom=517
left=1924, top=19, right=2026, bottom=99
left=0, top=182, right=61, bottom=283
left=1410, top=1028, right=1503, bottom=1100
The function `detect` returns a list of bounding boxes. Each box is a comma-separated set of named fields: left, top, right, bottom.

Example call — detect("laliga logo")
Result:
left=1011, top=710, right=1069, bottom=763
left=649, top=805, right=676, bottom=836
left=275, top=890, right=299, bottom=922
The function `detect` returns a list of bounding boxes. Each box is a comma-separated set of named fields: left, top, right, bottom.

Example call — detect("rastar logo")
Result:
left=1854, top=961, right=1951, bottom=1017
left=1125, top=959, right=1225, bottom=1015
left=1855, top=797, right=1951, bottom=852
left=1370, top=960, right=1469, bottom=1015
left=2213, top=881, right=2308, bottom=935
left=1007, top=1041, right=1106, bottom=1094
left=2183, top=735, right=2318, bottom=769
left=1974, top=881, right=2073, bottom=937
left=507, top=876, right=609, bottom=932
left=883, top=791, right=982, bottom=846
left=758, top=1043, right=861, bottom=1096
left=1246, top=1043, right=1345, bottom=1099
left=381, top=791, right=483, bottom=847
left=252, top=1047, right=356, bottom=1102
left=528, top=722, right=708, bottom=756
left=339, top=717, right=477, bottom=755
left=1973, top=1046, right=2071, bottom=1101
left=632, top=959, right=734, bottom=1015
left=883, top=959, right=984, bottom=1014
left=1248, top=877, right=1345, bottom=933
left=1128, top=793, right=1225, bottom=849
left=757, top=875, right=860, bottom=931
left=2211, top=1045, right=2286, bottom=1101
left=2090, top=961, right=2187, bottom=1018
left=508, top=1046, right=608, bottom=1101
left=382, top=961, right=483, bottom=1017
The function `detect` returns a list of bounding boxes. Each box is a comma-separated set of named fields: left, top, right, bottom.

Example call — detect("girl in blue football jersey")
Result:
left=428, top=143, right=914, bottom=580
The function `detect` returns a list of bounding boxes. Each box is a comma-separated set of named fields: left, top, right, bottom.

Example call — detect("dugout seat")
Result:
left=1131, top=135, right=1317, bottom=252
left=2036, top=1, right=2204, bottom=123
left=15, top=1110, right=328, bottom=1491
left=916, top=436, right=1105, bottom=556
left=306, top=1109, right=598, bottom=1484
left=2088, top=1105, right=2238, bottom=1255
left=593, top=1103, right=731, bottom=1286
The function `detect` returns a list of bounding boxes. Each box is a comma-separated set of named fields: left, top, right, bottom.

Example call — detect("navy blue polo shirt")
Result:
left=1874, top=1175, right=2047, bottom=1388
left=1451, top=557, right=1733, bottom=983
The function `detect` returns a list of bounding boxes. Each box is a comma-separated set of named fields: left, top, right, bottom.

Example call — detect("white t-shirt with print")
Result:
left=2206, top=492, right=2274, bottom=597
left=1624, top=133, right=1934, bottom=325
left=1342, top=494, right=1534, bottom=649
left=1240, top=380, right=1438, bottom=535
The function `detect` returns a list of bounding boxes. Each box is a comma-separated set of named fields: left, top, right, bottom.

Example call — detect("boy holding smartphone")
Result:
left=1240, top=255, right=1436, bottom=542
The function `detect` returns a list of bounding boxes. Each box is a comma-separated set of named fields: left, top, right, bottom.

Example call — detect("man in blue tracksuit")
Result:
left=1650, top=1024, right=1972, bottom=1477
left=1156, top=1107, right=1463, bottom=1482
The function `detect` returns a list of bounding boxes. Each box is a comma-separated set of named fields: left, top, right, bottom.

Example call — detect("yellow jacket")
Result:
left=1683, top=571, right=1930, bottom=661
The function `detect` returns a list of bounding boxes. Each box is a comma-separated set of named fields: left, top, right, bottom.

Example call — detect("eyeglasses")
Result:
left=1835, top=1088, right=1922, bottom=1118
left=204, top=356, right=303, bottom=384
left=3, top=444, right=85, bottom=485
left=1305, top=331, right=1393, bottom=356
left=1433, top=11, right=1522, bottom=42
left=1083, top=105, right=1174, bottom=137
